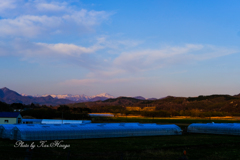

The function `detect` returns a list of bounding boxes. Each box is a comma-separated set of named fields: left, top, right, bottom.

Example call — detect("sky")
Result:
left=0, top=0, right=240, bottom=98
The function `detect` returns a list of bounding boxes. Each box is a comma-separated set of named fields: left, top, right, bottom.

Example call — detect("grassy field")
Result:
left=1, top=134, right=240, bottom=160
left=1, top=117, right=240, bottom=160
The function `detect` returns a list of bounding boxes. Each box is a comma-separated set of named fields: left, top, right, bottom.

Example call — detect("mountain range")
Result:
left=30, top=93, right=115, bottom=102
left=0, top=87, right=72, bottom=106
left=21, top=92, right=157, bottom=102
left=0, top=87, right=157, bottom=105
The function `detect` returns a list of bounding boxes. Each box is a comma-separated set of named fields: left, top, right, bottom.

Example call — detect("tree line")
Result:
left=0, top=102, right=91, bottom=119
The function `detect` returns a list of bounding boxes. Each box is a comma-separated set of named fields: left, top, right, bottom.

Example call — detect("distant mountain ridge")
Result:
left=0, top=87, right=73, bottom=105
left=21, top=93, right=115, bottom=102
left=21, top=93, right=157, bottom=102
left=0, top=87, right=158, bottom=105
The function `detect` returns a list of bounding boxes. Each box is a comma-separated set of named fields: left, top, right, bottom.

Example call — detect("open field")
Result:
left=1, top=134, right=240, bottom=160
left=90, top=113, right=240, bottom=120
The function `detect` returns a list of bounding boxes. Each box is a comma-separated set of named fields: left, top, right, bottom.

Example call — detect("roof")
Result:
left=22, top=119, right=42, bottom=122
left=89, top=113, right=114, bottom=117
left=9, top=123, right=182, bottom=141
left=0, top=112, right=21, bottom=118
left=41, top=119, right=90, bottom=124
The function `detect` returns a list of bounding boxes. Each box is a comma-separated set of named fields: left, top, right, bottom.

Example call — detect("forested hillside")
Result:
left=70, top=95, right=240, bottom=117
left=1, top=94, right=240, bottom=118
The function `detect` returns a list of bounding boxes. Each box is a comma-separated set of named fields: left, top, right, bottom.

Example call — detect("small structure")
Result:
left=13, top=109, right=24, bottom=112
left=187, top=123, right=240, bottom=135
left=21, top=119, right=91, bottom=124
left=9, top=123, right=182, bottom=141
left=0, top=124, right=20, bottom=138
left=0, top=112, right=22, bottom=124
left=22, top=119, right=42, bottom=124
left=89, top=113, right=114, bottom=117
left=41, top=119, right=91, bottom=124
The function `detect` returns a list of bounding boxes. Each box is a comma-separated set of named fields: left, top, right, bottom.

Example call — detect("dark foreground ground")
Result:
left=1, top=118, right=240, bottom=160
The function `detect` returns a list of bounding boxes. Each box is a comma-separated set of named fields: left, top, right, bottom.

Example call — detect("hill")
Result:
left=0, top=87, right=73, bottom=106
left=70, top=94, right=240, bottom=117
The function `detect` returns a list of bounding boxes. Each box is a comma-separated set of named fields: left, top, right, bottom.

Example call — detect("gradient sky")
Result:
left=1, top=0, right=240, bottom=98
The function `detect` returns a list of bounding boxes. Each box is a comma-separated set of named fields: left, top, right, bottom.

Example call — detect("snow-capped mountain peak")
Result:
left=21, top=93, right=30, bottom=96
left=21, top=93, right=115, bottom=102
left=92, top=93, right=114, bottom=98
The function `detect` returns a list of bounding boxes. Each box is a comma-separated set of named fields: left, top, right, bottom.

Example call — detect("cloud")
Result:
left=32, top=42, right=104, bottom=56
left=95, top=35, right=143, bottom=51
left=0, top=15, right=61, bottom=38
left=0, top=34, right=143, bottom=73
left=113, top=44, right=239, bottom=72
left=61, top=79, right=98, bottom=85
left=0, top=0, right=16, bottom=11
left=36, top=2, right=67, bottom=12
left=7, top=40, right=105, bottom=67
left=0, top=41, right=13, bottom=56
left=60, top=77, right=145, bottom=86
left=86, top=69, right=126, bottom=78
left=0, top=1, right=111, bottom=38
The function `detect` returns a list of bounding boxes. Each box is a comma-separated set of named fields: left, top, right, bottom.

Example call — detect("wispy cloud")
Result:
left=0, top=34, right=144, bottom=69
left=7, top=40, right=105, bottom=69
left=36, top=2, right=68, bottom=12
left=113, top=44, right=239, bottom=72
left=95, top=36, right=143, bottom=51
left=30, top=42, right=104, bottom=56
left=59, top=77, right=146, bottom=86
left=86, top=69, right=126, bottom=78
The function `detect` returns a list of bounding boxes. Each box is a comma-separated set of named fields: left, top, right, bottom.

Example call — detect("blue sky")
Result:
left=0, top=0, right=240, bottom=98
